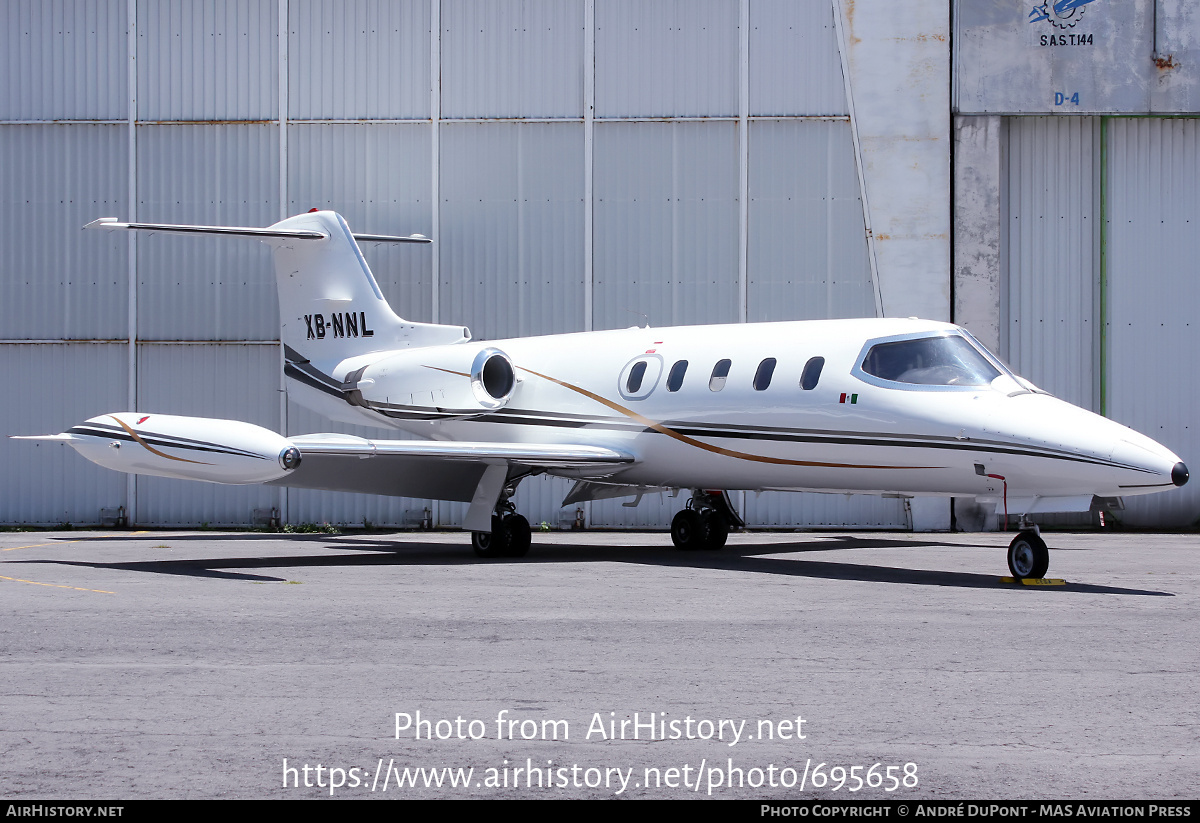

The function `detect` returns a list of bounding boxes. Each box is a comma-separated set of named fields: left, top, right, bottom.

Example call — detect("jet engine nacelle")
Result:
left=356, top=344, right=518, bottom=414
left=61, top=413, right=300, bottom=484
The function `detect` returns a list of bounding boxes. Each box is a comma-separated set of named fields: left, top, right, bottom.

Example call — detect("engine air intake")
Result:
left=472, top=348, right=516, bottom=409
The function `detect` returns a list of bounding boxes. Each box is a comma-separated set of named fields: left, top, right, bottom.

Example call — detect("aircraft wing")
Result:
left=268, top=434, right=635, bottom=502
left=13, top=413, right=634, bottom=532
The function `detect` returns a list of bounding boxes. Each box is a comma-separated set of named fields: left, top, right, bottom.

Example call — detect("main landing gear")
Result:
left=471, top=512, right=531, bottom=558
left=471, top=480, right=531, bottom=559
left=671, top=490, right=744, bottom=551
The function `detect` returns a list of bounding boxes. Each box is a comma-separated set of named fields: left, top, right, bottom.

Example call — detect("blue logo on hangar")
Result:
left=1029, top=0, right=1098, bottom=46
left=1029, top=0, right=1097, bottom=28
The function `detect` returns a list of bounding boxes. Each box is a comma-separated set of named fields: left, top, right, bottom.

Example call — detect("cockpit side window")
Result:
left=800, top=357, right=824, bottom=390
left=709, top=359, right=731, bottom=392
left=861, top=335, right=1001, bottom=387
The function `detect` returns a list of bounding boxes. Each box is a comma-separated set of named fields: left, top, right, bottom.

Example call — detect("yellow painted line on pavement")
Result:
left=999, top=577, right=1066, bottom=586
left=0, top=532, right=150, bottom=594
left=0, top=574, right=114, bottom=594
left=2, top=531, right=148, bottom=552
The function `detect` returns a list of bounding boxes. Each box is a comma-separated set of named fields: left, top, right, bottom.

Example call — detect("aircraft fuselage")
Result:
left=288, top=316, right=1184, bottom=505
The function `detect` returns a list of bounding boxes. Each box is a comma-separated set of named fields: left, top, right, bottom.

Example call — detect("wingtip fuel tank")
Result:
left=19, top=413, right=301, bottom=485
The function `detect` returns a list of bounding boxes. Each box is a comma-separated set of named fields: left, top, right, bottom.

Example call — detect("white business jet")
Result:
left=16, top=210, right=1188, bottom=579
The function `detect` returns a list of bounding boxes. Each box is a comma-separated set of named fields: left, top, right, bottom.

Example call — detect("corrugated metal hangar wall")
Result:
left=5, top=0, right=1194, bottom=530
left=953, top=0, right=1200, bottom=528
left=3, top=0, right=924, bottom=529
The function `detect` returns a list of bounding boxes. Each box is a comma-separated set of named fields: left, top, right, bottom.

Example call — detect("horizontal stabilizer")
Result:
left=84, top=217, right=431, bottom=244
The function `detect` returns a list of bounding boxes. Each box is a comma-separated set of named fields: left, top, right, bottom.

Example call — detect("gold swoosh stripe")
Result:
left=109, top=416, right=212, bottom=465
left=518, top=366, right=943, bottom=471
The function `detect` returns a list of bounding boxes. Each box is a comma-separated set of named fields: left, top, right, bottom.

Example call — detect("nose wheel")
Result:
left=1007, top=530, right=1049, bottom=580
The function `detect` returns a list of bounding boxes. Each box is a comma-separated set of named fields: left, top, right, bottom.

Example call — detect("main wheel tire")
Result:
left=700, top=511, right=728, bottom=549
left=471, top=530, right=499, bottom=558
left=1007, top=531, right=1049, bottom=579
left=504, top=514, right=531, bottom=558
left=472, top=515, right=510, bottom=559
left=671, top=509, right=703, bottom=550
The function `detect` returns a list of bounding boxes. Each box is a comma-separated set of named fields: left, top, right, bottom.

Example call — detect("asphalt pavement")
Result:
left=2, top=528, right=1197, bottom=799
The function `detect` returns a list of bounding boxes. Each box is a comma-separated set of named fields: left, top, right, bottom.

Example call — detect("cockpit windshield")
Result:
left=860, top=334, right=1003, bottom=387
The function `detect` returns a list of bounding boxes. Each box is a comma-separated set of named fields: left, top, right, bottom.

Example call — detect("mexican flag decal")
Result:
left=839, top=393, right=858, bottom=405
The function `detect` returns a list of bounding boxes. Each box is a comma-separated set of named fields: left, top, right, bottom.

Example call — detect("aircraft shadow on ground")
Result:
left=11, top=533, right=1172, bottom=596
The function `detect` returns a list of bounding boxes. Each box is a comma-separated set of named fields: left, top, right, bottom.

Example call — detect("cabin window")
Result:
left=800, top=356, right=824, bottom=390
left=618, top=354, right=664, bottom=400
left=753, top=358, right=776, bottom=391
left=709, top=359, right=731, bottom=392
left=667, top=360, right=688, bottom=392
left=626, top=360, right=648, bottom=393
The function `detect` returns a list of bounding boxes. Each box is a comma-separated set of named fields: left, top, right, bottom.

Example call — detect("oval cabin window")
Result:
left=667, top=360, right=688, bottom=392
left=617, top=355, right=664, bottom=400
left=753, top=358, right=777, bottom=391
left=800, top=356, right=824, bottom=390
left=626, top=361, right=648, bottom=393
left=709, top=359, right=732, bottom=392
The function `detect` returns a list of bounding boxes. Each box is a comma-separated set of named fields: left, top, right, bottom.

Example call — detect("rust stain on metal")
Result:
left=1153, top=54, right=1178, bottom=70
left=871, top=233, right=949, bottom=242
left=844, top=0, right=862, bottom=46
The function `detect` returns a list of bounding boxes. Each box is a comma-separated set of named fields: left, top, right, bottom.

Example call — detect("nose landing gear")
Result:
left=1006, top=526, right=1049, bottom=580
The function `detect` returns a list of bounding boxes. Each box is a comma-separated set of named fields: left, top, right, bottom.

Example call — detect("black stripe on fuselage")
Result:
left=659, top=425, right=1137, bottom=470
left=285, top=361, right=347, bottom=399
left=480, top=414, right=1149, bottom=473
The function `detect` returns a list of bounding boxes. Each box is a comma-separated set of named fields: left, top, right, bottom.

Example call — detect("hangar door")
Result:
left=1005, top=116, right=1199, bottom=527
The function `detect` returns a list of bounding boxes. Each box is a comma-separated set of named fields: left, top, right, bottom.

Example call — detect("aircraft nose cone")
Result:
left=1172, top=462, right=1189, bottom=487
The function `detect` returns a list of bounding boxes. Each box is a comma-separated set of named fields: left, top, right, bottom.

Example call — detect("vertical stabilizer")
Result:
left=85, top=210, right=471, bottom=425
left=263, top=211, right=468, bottom=373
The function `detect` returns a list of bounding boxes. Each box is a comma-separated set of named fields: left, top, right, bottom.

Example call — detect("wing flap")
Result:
left=264, top=451, right=490, bottom=501
left=288, top=434, right=634, bottom=468
left=265, top=435, right=636, bottom=500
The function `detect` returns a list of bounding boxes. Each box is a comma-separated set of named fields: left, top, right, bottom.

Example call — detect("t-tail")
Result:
left=85, top=211, right=471, bottom=422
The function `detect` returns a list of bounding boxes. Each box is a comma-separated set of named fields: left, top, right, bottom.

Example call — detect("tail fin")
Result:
left=85, top=211, right=470, bottom=372
left=260, top=211, right=467, bottom=369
